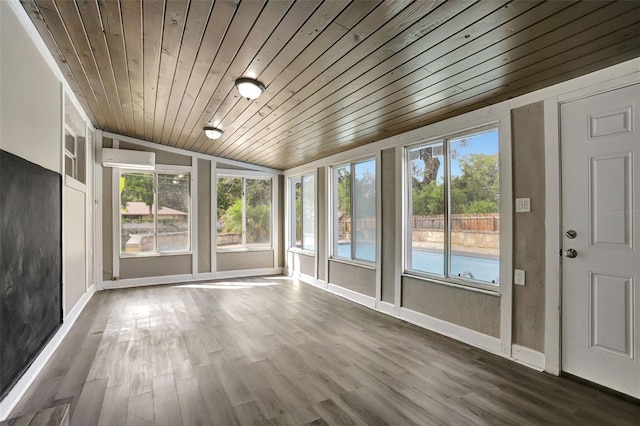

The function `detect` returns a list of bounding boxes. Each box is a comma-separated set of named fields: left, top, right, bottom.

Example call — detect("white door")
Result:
left=561, top=84, right=640, bottom=398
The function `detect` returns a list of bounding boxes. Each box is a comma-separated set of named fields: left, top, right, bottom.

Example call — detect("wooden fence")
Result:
left=412, top=214, right=500, bottom=232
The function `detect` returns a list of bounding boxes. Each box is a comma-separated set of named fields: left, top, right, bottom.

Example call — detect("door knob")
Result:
left=564, top=248, right=577, bottom=258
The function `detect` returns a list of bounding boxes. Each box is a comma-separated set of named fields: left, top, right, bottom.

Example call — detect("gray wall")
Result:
left=278, top=175, right=285, bottom=268
left=402, top=277, right=501, bottom=337
left=290, top=252, right=315, bottom=277
left=512, top=102, right=546, bottom=352
left=120, top=255, right=191, bottom=279
left=102, top=166, right=113, bottom=281
left=217, top=251, right=274, bottom=272
left=197, top=159, right=211, bottom=274
left=381, top=148, right=396, bottom=303
left=328, top=261, right=376, bottom=297
left=119, top=141, right=192, bottom=166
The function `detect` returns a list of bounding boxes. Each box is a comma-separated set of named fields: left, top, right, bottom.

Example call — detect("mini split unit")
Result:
left=101, top=148, right=155, bottom=170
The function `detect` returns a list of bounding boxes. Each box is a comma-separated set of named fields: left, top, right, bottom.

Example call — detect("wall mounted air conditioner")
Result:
left=102, top=148, right=155, bottom=170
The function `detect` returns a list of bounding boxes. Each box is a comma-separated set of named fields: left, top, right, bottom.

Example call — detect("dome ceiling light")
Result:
left=204, top=126, right=223, bottom=140
left=235, top=77, right=266, bottom=100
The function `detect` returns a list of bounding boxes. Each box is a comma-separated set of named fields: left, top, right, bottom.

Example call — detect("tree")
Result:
left=120, top=173, right=153, bottom=215
left=452, top=153, right=499, bottom=213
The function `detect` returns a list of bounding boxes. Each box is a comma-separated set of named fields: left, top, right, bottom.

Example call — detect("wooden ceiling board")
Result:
left=165, top=0, right=238, bottom=145
left=176, top=0, right=303, bottom=151
left=20, top=0, right=640, bottom=170
left=183, top=0, right=380, bottom=153
left=250, top=1, right=611, bottom=165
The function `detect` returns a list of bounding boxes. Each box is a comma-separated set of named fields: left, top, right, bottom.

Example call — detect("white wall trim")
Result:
left=191, top=160, right=198, bottom=277
left=102, top=131, right=282, bottom=174
left=0, top=284, right=96, bottom=420
left=544, top=96, right=562, bottom=376
left=498, top=114, right=513, bottom=357
left=394, top=146, right=403, bottom=316
left=398, top=307, right=502, bottom=355
left=375, top=300, right=395, bottom=316
left=101, top=274, right=194, bottom=289
left=110, top=139, right=120, bottom=280
left=215, top=268, right=284, bottom=280
left=327, top=283, right=376, bottom=309
left=316, top=279, right=328, bottom=290
left=291, top=271, right=315, bottom=286
left=512, top=344, right=545, bottom=371
left=94, top=131, right=104, bottom=290
left=193, top=272, right=215, bottom=281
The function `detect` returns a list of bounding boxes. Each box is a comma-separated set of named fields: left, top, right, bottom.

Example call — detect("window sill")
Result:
left=329, top=256, right=376, bottom=270
left=120, top=251, right=192, bottom=259
left=217, top=247, right=273, bottom=253
left=288, top=248, right=315, bottom=256
left=402, top=271, right=500, bottom=296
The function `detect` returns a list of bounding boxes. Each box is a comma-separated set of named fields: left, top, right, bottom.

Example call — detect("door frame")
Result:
left=544, top=74, right=640, bottom=376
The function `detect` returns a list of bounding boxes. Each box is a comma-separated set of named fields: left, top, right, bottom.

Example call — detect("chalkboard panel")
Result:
left=0, top=150, right=62, bottom=399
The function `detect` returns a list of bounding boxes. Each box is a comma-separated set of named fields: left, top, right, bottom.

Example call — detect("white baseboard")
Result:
left=375, top=300, right=395, bottom=316
left=316, top=279, right=328, bottom=289
left=291, top=271, right=315, bottom=286
left=215, top=267, right=283, bottom=280
left=0, top=284, right=97, bottom=420
left=102, top=273, right=194, bottom=289
left=511, top=344, right=545, bottom=371
left=398, top=307, right=502, bottom=355
left=327, top=283, right=376, bottom=309
left=193, top=272, right=214, bottom=280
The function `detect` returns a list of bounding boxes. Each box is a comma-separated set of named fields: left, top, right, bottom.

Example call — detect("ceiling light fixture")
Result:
left=235, top=77, right=266, bottom=99
left=204, top=126, right=223, bottom=140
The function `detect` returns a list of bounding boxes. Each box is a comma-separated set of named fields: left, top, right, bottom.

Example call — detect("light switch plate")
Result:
left=515, top=198, right=531, bottom=213
left=514, top=269, right=525, bottom=286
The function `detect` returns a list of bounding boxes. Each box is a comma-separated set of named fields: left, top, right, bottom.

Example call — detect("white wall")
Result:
left=0, top=1, right=61, bottom=173
left=64, top=186, right=87, bottom=313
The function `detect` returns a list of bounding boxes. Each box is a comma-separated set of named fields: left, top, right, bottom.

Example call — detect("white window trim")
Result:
left=402, top=122, right=509, bottom=294
left=118, top=167, right=193, bottom=258
left=330, top=156, right=377, bottom=266
left=216, top=172, right=274, bottom=252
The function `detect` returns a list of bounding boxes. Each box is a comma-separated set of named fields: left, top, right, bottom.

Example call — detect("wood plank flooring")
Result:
left=11, top=276, right=640, bottom=425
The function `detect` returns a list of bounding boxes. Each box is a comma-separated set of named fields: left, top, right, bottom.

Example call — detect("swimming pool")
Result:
left=336, top=242, right=499, bottom=284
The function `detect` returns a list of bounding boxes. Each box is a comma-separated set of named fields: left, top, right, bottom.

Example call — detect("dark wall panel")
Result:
left=0, top=150, right=62, bottom=398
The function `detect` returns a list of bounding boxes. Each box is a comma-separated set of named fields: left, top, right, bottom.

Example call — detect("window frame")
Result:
left=118, top=166, right=193, bottom=258
left=64, top=125, right=78, bottom=181
left=404, top=124, right=502, bottom=293
left=330, top=157, right=377, bottom=265
left=289, top=171, right=316, bottom=253
left=216, top=170, right=274, bottom=252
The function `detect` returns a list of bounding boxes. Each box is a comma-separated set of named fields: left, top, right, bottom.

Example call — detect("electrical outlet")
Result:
left=515, top=198, right=531, bottom=212
left=514, top=269, right=525, bottom=285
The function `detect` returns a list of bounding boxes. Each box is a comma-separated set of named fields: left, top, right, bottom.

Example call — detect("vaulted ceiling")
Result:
left=21, top=0, right=640, bottom=170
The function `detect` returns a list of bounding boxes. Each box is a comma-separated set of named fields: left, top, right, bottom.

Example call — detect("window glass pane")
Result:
left=408, top=142, right=445, bottom=275
left=76, top=136, right=86, bottom=184
left=302, top=174, right=315, bottom=251
left=120, top=172, right=155, bottom=254
left=354, top=160, right=376, bottom=262
left=449, top=130, right=500, bottom=284
left=334, top=165, right=351, bottom=258
left=217, top=177, right=243, bottom=248
left=64, top=154, right=75, bottom=179
left=157, top=173, right=190, bottom=253
left=292, top=177, right=302, bottom=248
left=64, top=132, right=75, bottom=154
left=246, top=179, right=272, bottom=246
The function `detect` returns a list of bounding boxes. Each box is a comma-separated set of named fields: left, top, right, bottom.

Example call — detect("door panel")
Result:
left=561, top=84, right=639, bottom=398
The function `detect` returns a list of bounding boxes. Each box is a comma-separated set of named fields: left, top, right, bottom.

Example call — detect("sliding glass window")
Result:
left=291, top=173, right=315, bottom=251
left=406, top=128, right=500, bottom=287
left=332, top=158, right=376, bottom=263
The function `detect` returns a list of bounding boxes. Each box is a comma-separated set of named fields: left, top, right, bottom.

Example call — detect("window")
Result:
left=64, top=126, right=86, bottom=183
left=291, top=173, right=315, bottom=251
left=120, top=171, right=191, bottom=256
left=332, top=159, right=376, bottom=262
left=217, top=175, right=272, bottom=249
left=406, top=128, right=500, bottom=286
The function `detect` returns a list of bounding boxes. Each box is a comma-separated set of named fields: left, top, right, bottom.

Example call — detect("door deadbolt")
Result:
left=566, top=230, right=577, bottom=239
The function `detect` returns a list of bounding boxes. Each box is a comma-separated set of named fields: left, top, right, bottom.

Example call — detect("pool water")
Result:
left=337, top=242, right=499, bottom=284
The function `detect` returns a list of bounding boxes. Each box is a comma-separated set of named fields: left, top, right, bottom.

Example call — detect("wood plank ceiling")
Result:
left=21, top=0, right=640, bottom=170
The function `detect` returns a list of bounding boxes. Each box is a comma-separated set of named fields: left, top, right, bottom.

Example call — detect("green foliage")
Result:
left=218, top=178, right=272, bottom=243
left=336, top=167, right=351, bottom=219
left=217, top=177, right=242, bottom=217
left=120, top=173, right=153, bottom=212
left=412, top=152, right=499, bottom=216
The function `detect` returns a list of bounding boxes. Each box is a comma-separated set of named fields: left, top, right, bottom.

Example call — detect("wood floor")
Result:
left=11, top=276, right=640, bottom=425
